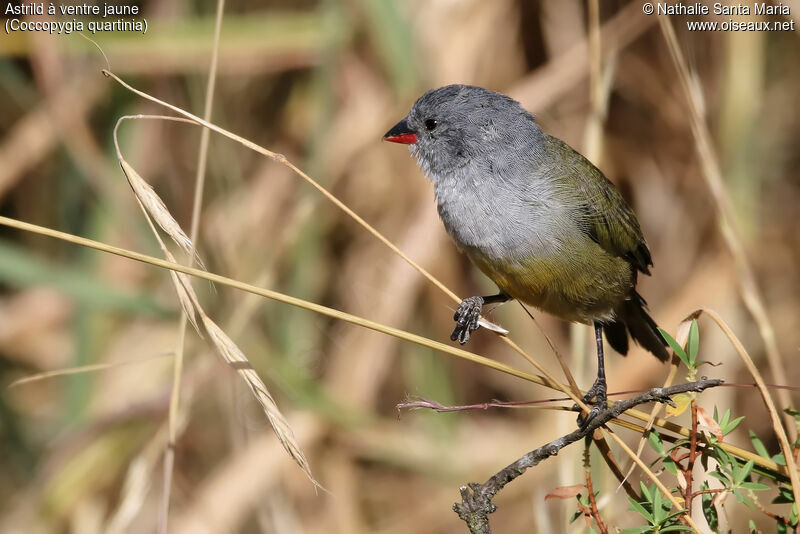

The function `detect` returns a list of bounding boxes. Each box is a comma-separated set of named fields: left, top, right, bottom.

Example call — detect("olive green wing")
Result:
left=546, top=135, right=653, bottom=275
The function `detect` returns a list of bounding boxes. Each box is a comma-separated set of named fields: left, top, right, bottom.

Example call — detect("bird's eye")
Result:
left=424, top=119, right=438, bottom=131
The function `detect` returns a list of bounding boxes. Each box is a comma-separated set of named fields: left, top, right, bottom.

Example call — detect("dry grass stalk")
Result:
left=697, top=308, right=800, bottom=509
left=161, top=0, right=225, bottom=528
left=202, top=317, right=315, bottom=481
left=106, top=416, right=186, bottom=534
left=7, top=352, right=173, bottom=388
left=99, top=69, right=596, bottom=415
left=623, top=314, right=694, bottom=484
left=114, top=138, right=317, bottom=486
left=118, top=159, right=199, bottom=265
left=0, top=213, right=549, bottom=386
left=657, top=16, right=795, bottom=441
left=0, top=213, right=788, bottom=480
left=509, top=0, right=655, bottom=111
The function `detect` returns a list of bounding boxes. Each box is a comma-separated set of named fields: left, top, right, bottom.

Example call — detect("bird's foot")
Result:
left=451, top=296, right=484, bottom=345
left=575, top=379, right=608, bottom=429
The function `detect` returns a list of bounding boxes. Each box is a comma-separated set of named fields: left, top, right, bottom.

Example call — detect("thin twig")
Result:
left=591, top=432, right=638, bottom=500
left=0, top=215, right=544, bottom=385
left=160, top=0, right=225, bottom=530
left=0, top=214, right=786, bottom=479
left=453, top=378, right=721, bottom=533
left=7, top=352, right=174, bottom=388
left=625, top=313, right=694, bottom=487
left=585, top=468, right=609, bottom=534
left=747, top=490, right=791, bottom=526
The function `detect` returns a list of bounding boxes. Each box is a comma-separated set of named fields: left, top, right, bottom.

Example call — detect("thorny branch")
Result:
left=584, top=457, right=609, bottom=534
left=452, top=377, right=723, bottom=534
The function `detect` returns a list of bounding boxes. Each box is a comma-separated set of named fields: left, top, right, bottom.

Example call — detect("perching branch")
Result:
left=452, top=377, right=723, bottom=534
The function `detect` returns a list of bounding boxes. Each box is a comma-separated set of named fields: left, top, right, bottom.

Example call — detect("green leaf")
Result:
left=784, top=408, right=800, bottom=423
left=713, top=445, right=732, bottom=467
left=728, top=453, right=740, bottom=472
left=718, top=408, right=731, bottom=428
left=663, top=510, right=688, bottom=522
left=647, top=429, right=666, bottom=456
left=569, top=510, right=582, bottom=524
left=652, top=489, right=665, bottom=524
left=773, top=485, right=795, bottom=504
left=773, top=453, right=787, bottom=466
left=735, top=460, right=755, bottom=485
left=741, top=481, right=771, bottom=491
left=660, top=527, right=695, bottom=533
left=659, top=328, right=689, bottom=367
left=640, top=481, right=653, bottom=502
left=663, top=456, right=679, bottom=476
left=619, top=528, right=652, bottom=534
left=687, top=320, right=700, bottom=366
left=709, top=470, right=731, bottom=484
left=700, top=449, right=711, bottom=471
left=750, top=430, right=770, bottom=459
left=702, top=484, right=720, bottom=530
left=628, top=498, right=654, bottom=523
left=723, top=415, right=746, bottom=435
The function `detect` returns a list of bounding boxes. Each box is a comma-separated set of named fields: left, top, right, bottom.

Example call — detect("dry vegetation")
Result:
left=1, top=1, right=799, bottom=532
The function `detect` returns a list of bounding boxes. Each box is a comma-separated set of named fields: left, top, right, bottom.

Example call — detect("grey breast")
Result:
left=430, top=159, right=571, bottom=265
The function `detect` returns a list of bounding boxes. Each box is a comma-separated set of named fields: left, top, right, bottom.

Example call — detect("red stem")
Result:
left=584, top=471, right=609, bottom=534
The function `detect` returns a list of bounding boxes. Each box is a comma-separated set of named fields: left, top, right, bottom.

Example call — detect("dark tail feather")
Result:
left=622, top=292, right=669, bottom=361
left=603, top=321, right=629, bottom=356
left=605, top=292, right=669, bottom=361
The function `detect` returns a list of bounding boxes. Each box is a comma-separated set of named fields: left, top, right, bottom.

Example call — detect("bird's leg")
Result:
left=578, top=322, right=609, bottom=427
left=451, top=292, right=510, bottom=345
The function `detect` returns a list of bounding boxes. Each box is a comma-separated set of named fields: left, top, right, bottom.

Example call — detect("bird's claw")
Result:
left=575, top=379, right=608, bottom=429
left=577, top=404, right=605, bottom=430
left=450, top=296, right=484, bottom=345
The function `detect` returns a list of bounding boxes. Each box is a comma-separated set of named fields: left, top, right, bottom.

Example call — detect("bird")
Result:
left=383, top=84, right=669, bottom=422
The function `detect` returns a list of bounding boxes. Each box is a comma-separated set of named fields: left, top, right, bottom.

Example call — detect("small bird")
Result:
left=383, top=85, right=668, bottom=421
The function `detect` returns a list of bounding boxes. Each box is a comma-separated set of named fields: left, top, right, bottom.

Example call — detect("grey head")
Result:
left=383, top=84, right=544, bottom=180
left=384, top=85, right=562, bottom=261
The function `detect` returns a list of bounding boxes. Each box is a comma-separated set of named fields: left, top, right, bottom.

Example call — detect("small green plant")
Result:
left=620, top=483, right=692, bottom=533
left=567, top=320, right=799, bottom=532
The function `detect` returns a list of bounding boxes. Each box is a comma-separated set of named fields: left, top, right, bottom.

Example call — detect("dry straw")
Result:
left=658, top=16, right=794, bottom=440
left=162, top=0, right=225, bottom=526
left=2, top=5, right=794, bottom=531
left=6, top=16, right=798, bottom=521
left=1, top=215, right=790, bottom=481
left=101, top=63, right=800, bottom=519
left=113, top=117, right=317, bottom=487
left=99, top=69, right=603, bottom=427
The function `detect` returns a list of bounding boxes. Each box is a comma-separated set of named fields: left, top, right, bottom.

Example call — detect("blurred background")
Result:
left=1, top=0, right=799, bottom=532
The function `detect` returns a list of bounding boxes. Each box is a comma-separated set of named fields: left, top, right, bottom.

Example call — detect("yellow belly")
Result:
left=467, top=244, right=634, bottom=324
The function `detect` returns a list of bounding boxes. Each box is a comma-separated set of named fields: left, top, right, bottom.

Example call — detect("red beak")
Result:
left=383, top=119, right=417, bottom=144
